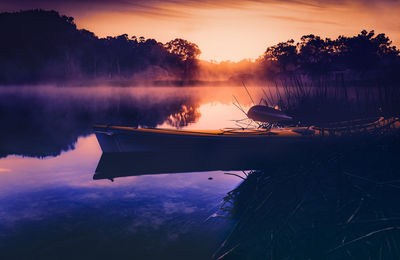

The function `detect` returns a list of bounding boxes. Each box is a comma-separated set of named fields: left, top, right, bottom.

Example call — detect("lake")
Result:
left=1, top=84, right=397, bottom=260
left=0, top=85, right=264, bottom=260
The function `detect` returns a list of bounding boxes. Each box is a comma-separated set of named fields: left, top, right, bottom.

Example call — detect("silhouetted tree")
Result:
left=164, top=38, right=201, bottom=79
left=263, top=40, right=298, bottom=73
left=0, top=10, right=201, bottom=84
left=0, top=10, right=399, bottom=85
left=297, top=35, right=333, bottom=75
left=258, top=30, right=400, bottom=79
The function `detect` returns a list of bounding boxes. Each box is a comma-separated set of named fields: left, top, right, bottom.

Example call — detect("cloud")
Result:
left=163, top=201, right=197, bottom=215
left=267, top=15, right=341, bottom=26
left=1, top=0, right=399, bottom=17
left=0, top=0, right=398, bottom=28
left=1, top=0, right=399, bottom=61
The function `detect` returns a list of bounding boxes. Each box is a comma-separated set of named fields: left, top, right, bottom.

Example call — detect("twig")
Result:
left=216, top=244, right=240, bottom=260
left=224, top=172, right=246, bottom=180
left=327, top=227, right=400, bottom=254
left=212, top=222, right=240, bottom=259
left=346, top=198, right=364, bottom=224
left=242, top=81, right=255, bottom=105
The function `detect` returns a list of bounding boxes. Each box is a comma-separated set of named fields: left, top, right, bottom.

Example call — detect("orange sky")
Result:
left=2, top=0, right=400, bottom=61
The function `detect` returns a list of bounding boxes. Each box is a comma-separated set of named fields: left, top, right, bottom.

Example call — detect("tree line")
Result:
left=0, top=9, right=399, bottom=84
left=258, top=31, right=400, bottom=79
left=0, top=10, right=201, bottom=84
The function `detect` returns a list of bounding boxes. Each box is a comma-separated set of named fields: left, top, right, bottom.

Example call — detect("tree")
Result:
left=262, top=39, right=298, bottom=73
left=164, top=38, right=201, bottom=79
left=297, top=34, right=333, bottom=74
left=164, top=38, right=201, bottom=61
left=258, top=30, right=400, bottom=78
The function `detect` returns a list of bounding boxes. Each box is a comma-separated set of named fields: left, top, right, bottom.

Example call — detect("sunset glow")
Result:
left=1, top=1, right=400, bottom=259
left=77, top=1, right=400, bottom=61
left=1, top=0, right=400, bottom=61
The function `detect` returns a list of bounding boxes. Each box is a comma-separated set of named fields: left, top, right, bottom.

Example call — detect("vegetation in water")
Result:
left=257, top=77, right=400, bottom=125
left=215, top=130, right=400, bottom=260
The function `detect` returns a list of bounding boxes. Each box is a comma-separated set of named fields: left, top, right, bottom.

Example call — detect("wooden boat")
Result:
left=94, top=117, right=398, bottom=153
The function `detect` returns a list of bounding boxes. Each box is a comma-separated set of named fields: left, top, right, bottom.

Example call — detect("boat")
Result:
left=94, top=117, right=398, bottom=154
left=247, top=105, right=293, bottom=122
left=94, top=125, right=319, bottom=153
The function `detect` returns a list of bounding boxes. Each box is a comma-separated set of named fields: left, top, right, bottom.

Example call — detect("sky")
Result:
left=1, top=0, right=400, bottom=62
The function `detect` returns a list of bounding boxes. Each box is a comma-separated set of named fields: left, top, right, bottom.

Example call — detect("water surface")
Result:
left=0, top=86, right=259, bottom=259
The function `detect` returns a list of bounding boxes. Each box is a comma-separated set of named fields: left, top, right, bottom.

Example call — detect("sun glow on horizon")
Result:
left=23, top=1, right=400, bottom=62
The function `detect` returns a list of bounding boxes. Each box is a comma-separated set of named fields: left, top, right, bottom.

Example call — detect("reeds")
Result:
left=260, top=75, right=400, bottom=126
left=214, top=130, right=400, bottom=259
left=213, top=75, right=400, bottom=259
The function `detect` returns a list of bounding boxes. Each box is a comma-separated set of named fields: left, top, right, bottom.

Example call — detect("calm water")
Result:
left=0, top=86, right=262, bottom=260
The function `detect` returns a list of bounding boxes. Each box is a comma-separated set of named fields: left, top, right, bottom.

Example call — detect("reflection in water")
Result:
left=0, top=85, right=252, bottom=258
left=0, top=84, right=395, bottom=158
left=0, top=87, right=200, bottom=157
left=0, top=85, right=255, bottom=259
left=0, top=135, right=243, bottom=260
left=94, top=149, right=273, bottom=180
left=2, top=85, right=396, bottom=259
left=0, top=86, right=263, bottom=158
left=166, top=104, right=201, bottom=128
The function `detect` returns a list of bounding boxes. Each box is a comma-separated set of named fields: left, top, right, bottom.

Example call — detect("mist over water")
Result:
left=0, top=85, right=267, bottom=157
left=0, top=82, right=390, bottom=158
left=0, top=83, right=397, bottom=259
left=0, top=85, right=254, bottom=259
left=0, top=7, right=399, bottom=260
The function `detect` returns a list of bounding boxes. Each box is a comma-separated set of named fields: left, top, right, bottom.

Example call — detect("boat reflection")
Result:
left=94, top=149, right=273, bottom=180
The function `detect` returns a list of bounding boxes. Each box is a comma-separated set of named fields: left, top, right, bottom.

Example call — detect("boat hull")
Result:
left=94, top=125, right=318, bottom=154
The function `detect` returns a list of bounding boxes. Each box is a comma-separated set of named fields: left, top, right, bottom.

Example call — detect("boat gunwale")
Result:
left=93, top=125, right=314, bottom=138
left=93, top=117, right=399, bottom=139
